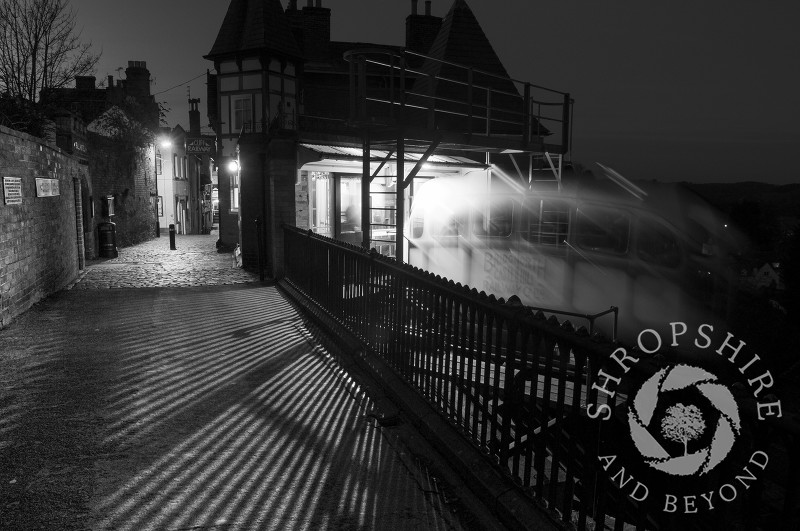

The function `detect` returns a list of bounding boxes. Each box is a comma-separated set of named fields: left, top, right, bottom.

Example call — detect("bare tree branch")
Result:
left=0, top=0, right=99, bottom=101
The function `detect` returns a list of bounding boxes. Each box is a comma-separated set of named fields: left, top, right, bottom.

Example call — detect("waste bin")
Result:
left=98, top=221, right=118, bottom=258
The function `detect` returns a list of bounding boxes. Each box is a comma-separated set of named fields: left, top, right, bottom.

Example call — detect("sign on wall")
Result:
left=35, top=178, right=60, bottom=197
left=3, top=176, right=23, bottom=205
left=186, top=137, right=214, bottom=155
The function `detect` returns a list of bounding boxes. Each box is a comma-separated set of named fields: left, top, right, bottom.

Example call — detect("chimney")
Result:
left=189, top=98, right=201, bottom=135
left=287, top=0, right=297, bottom=10
left=107, top=75, right=113, bottom=88
left=406, top=1, right=441, bottom=56
left=124, top=60, right=151, bottom=99
left=301, top=1, right=331, bottom=60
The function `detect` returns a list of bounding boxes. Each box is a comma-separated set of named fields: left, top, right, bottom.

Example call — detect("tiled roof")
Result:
left=425, top=0, right=515, bottom=82
left=410, top=0, right=547, bottom=136
left=206, top=0, right=302, bottom=60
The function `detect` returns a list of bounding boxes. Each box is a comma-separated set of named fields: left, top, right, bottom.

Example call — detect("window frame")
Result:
left=575, top=204, right=631, bottom=255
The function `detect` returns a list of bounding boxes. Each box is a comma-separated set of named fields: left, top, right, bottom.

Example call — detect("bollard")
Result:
left=169, top=223, right=176, bottom=250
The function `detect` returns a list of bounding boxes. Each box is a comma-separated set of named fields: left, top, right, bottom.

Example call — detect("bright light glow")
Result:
left=227, top=160, right=239, bottom=172
left=159, top=138, right=172, bottom=149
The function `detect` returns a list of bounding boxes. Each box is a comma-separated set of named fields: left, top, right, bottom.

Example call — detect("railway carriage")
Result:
left=407, top=172, right=739, bottom=343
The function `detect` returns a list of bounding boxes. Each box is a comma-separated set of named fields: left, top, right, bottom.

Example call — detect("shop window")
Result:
left=576, top=206, right=629, bottom=254
left=310, top=172, right=332, bottom=237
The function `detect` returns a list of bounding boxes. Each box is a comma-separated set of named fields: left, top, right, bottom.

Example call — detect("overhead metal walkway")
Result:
left=342, top=47, right=573, bottom=260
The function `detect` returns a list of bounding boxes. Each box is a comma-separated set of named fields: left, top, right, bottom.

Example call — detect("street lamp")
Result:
left=154, top=136, right=173, bottom=237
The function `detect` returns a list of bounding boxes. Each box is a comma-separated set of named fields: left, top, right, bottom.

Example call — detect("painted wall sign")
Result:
left=35, top=178, right=60, bottom=197
left=186, top=137, right=214, bottom=154
left=3, top=176, right=23, bottom=205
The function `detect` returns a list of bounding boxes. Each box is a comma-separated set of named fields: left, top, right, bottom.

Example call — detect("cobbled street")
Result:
left=0, top=233, right=478, bottom=531
left=72, top=233, right=257, bottom=289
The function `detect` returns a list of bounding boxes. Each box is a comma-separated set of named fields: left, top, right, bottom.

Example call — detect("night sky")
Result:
left=69, top=0, right=799, bottom=185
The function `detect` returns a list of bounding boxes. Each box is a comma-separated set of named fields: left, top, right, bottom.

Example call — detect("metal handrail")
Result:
left=282, top=225, right=799, bottom=530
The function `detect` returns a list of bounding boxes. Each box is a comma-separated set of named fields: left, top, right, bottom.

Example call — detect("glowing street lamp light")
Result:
left=227, top=159, right=239, bottom=173
left=154, top=135, right=173, bottom=237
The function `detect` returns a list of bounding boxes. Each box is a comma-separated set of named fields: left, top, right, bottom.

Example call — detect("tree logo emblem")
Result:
left=627, top=364, right=741, bottom=476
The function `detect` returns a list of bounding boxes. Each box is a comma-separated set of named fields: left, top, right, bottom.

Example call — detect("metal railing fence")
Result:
left=282, top=225, right=799, bottom=530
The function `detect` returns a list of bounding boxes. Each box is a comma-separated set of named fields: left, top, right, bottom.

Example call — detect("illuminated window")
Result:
left=310, top=172, right=332, bottom=237
left=233, top=96, right=252, bottom=132
left=230, top=171, right=239, bottom=212
left=155, top=150, right=162, bottom=175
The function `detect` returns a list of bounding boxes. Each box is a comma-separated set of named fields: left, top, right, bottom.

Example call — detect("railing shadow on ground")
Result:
left=0, top=284, right=459, bottom=530
left=282, top=225, right=800, bottom=531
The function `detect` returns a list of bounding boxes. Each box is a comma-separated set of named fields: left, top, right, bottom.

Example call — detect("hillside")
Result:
left=683, top=181, right=800, bottom=221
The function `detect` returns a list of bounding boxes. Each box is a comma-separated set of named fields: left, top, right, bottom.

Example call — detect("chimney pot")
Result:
left=425, top=0, right=431, bottom=15
left=315, top=0, right=321, bottom=6
left=411, top=0, right=418, bottom=15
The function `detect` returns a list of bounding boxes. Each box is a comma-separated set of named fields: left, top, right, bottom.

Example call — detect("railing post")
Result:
left=362, top=130, right=371, bottom=249
left=358, top=56, right=367, bottom=121
left=427, top=71, right=436, bottom=129
left=562, top=92, right=571, bottom=153
left=467, top=68, right=474, bottom=136
left=395, top=133, right=405, bottom=263
left=523, top=82, right=531, bottom=145
left=349, top=58, right=356, bottom=122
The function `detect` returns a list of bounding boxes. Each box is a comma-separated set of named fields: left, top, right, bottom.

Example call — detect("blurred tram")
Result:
left=406, top=169, right=740, bottom=343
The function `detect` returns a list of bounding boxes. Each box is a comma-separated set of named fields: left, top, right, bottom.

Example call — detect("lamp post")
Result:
left=155, top=136, right=172, bottom=237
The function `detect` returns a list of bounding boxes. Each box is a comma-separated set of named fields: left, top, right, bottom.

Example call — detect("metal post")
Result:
left=362, top=130, right=371, bottom=249
left=395, top=132, right=404, bottom=263
left=169, top=223, right=176, bottom=250
left=562, top=92, right=571, bottom=153
left=154, top=142, right=160, bottom=237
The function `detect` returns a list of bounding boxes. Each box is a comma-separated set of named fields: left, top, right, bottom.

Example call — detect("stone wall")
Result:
left=88, top=134, right=156, bottom=250
left=0, top=125, right=88, bottom=328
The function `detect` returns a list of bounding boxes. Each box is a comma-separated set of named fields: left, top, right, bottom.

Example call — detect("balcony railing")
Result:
left=344, top=48, right=572, bottom=153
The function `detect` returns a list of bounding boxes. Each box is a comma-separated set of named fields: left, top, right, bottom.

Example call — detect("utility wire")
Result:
left=153, top=72, right=206, bottom=96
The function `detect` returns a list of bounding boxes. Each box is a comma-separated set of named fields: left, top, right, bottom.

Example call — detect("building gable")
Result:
left=207, top=0, right=302, bottom=61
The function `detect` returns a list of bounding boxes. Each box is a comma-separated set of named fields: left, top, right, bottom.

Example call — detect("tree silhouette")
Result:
left=661, top=403, right=706, bottom=456
left=0, top=0, right=99, bottom=103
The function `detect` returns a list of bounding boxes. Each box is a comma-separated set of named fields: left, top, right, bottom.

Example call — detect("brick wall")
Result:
left=0, top=125, right=87, bottom=328
left=88, top=134, right=156, bottom=250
